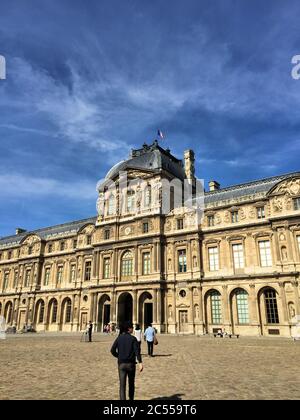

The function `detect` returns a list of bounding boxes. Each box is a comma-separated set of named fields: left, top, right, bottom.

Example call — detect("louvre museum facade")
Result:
left=0, top=141, right=300, bottom=337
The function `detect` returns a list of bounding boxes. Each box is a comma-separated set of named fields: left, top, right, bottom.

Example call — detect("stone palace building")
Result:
left=0, top=140, right=300, bottom=337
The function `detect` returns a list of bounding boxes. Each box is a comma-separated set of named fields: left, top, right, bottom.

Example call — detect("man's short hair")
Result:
left=120, top=321, right=133, bottom=333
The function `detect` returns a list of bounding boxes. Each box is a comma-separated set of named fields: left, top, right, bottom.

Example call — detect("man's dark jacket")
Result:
left=111, top=333, right=142, bottom=364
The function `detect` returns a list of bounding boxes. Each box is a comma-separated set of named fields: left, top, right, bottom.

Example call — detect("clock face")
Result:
left=125, top=227, right=131, bottom=235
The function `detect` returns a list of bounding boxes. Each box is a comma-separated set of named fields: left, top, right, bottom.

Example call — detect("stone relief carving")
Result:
left=273, top=197, right=283, bottom=212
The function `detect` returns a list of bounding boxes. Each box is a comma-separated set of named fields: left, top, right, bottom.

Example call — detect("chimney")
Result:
left=184, top=149, right=195, bottom=180
left=209, top=180, right=220, bottom=191
left=16, top=228, right=27, bottom=235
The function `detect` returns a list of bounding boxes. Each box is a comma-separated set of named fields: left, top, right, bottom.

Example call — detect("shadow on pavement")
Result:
left=150, top=393, right=184, bottom=400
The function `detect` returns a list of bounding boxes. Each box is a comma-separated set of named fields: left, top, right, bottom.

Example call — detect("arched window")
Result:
left=4, top=302, right=12, bottom=324
left=121, top=251, right=134, bottom=276
left=107, top=194, right=115, bottom=216
left=127, top=190, right=135, bottom=213
left=210, top=291, right=222, bottom=324
left=50, top=300, right=58, bottom=323
left=65, top=299, right=72, bottom=323
left=235, top=289, right=249, bottom=324
left=264, top=289, right=279, bottom=324
left=37, top=301, right=45, bottom=323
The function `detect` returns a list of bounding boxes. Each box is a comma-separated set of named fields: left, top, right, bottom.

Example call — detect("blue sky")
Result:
left=1, top=0, right=300, bottom=237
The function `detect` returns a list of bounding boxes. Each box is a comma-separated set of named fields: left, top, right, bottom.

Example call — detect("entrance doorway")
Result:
left=144, top=303, right=153, bottom=330
left=117, top=293, right=133, bottom=326
left=98, top=295, right=111, bottom=332
left=179, top=310, right=188, bottom=333
left=138, top=292, right=153, bottom=330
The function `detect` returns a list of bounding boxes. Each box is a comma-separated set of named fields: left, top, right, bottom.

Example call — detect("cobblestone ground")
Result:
left=0, top=333, right=299, bottom=400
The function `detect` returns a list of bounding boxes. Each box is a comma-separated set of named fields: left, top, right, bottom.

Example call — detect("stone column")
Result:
left=111, top=289, right=116, bottom=324
left=189, top=286, right=195, bottom=334
left=279, top=282, right=289, bottom=323
left=153, top=288, right=158, bottom=324
left=222, top=285, right=231, bottom=333
left=249, top=284, right=260, bottom=335
left=157, top=288, right=162, bottom=331
left=292, top=281, right=300, bottom=315
left=44, top=296, right=49, bottom=331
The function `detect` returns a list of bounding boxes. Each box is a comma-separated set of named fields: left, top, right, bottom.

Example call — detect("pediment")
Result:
left=268, top=176, right=300, bottom=197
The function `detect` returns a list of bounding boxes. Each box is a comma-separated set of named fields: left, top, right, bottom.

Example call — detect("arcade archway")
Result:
left=117, top=293, right=133, bottom=326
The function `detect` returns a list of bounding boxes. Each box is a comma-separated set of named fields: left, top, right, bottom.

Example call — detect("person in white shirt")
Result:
left=134, top=324, right=142, bottom=353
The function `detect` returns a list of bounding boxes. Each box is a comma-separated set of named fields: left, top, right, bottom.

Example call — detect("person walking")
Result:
left=111, top=321, right=143, bottom=401
left=88, top=320, right=93, bottom=342
left=134, top=324, right=142, bottom=353
left=144, top=323, right=156, bottom=357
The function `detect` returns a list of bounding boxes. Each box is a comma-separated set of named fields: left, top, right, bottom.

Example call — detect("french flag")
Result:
left=157, top=129, right=164, bottom=139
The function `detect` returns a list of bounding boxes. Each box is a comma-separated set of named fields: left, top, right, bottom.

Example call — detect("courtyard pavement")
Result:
left=0, top=333, right=299, bottom=400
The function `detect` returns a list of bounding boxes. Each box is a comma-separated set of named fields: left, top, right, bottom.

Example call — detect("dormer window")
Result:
left=60, top=242, right=65, bottom=251
left=87, top=235, right=92, bottom=245
left=107, top=194, right=115, bottom=215
left=293, top=198, right=300, bottom=210
left=127, top=190, right=135, bottom=213
left=208, top=215, right=215, bottom=227
left=231, top=211, right=239, bottom=223
left=144, top=186, right=151, bottom=207
left=177, top=218, right=184, bottom=230
left=28, top=246, right=33, bottom=255
left=257, top=206, right=265, bottom=219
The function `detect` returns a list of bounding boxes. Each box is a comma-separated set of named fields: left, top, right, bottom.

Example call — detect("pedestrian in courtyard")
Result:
left=110, top=321, right=143, bottom=401
left=134, top=324, right=142, bottom=353
left=144, top=323, right=156, bottom=357
left=88, top=320, right=93, bottom=342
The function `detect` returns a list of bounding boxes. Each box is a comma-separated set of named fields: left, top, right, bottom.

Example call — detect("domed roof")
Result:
left=103, top=141, right=185, bottom=184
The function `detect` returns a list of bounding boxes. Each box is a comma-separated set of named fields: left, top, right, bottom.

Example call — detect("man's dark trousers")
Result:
left=88, top=329, right=92, bottom=342
left=147, top=340, right=153, bottom=356
left=118, top=363, right=136, bottom=400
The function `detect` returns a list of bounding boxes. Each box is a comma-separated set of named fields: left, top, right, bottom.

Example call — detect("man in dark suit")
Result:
left=111, top=321, right=143, bottom=400
left=88, top=321, right=93, bottom=342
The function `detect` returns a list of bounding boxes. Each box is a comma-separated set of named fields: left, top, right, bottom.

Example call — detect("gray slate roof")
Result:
left=0, top=217, right=96, bottom=248
left=204, top=171, right=300, bottom=204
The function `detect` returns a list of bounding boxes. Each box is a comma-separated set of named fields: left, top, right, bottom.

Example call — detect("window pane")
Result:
left=143, top=253, right=151, bottom=275
left=232, top=244, right=244, bottom=268
left=259, top=240, right=272, bottom=267
left=103, top=258, right=110, bottom=279
left=211, top=291, right=222, bottom=324
left=293, top=198, right=300, bottom=210
left=178, top=250, right=187, bottom=273
left=264, top=289, right=279, bottom=324
left=236, top=290, right=249, bottom=324
left=208, top=247, right=219, bottom=271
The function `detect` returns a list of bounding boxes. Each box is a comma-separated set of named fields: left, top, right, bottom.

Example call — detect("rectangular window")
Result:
left=87, top=235, right=92, bottom=245
left=57, top=266, right=63, bottom=283
left=297, top=236, right=300, bottom=254
left=28, top=246, right=33, bottom=255
left=177, top=219, right=184, bottom=230
left=257, top=206, right=265, bottom=219
left=232, top=244, right=244, bottom=269
left=236, top=291, right=249, bottom=324
left=104, top=230, right=110, bottom=240
left=25, top=270, right=31, bottom=287
left=3, top=272, right=9, bottom=290
left=208, top=247, right=219, bottom=271
left=259, top=240, right=272, bottom=267
left=48, top=244, right=53, bottom=253
left=84, top=261, right=92, bottom=281
left=70, top=264, right=76, bottom=283
left=44, top=268, right=51, bottom=286
left=178, top=250, right=187, bottom=273
left=231, top=211, right=239, bottom=223
left=208, top=215, right=215, bottom=227
left=143, top=222, right=149, bottom=233
left=73, top=239, right=77, bottom=249
left=8, top=251, right=12, bottom=260
left=60, top=242, right=65, bottom=251
left=103, top=258, right=110, bottom=279
left=142, top=252, right=151, bottom=275
left=293, top=198, right=300, bottom=210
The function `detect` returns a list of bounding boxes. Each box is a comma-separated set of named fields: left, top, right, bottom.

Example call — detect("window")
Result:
left=51, top=300, right=58, bottom=323
left=177, top=219, right=184, bottom=230
left=70, top=264, right=76, bottom=283
left=259, top=240, right=272, bottom=267
left=127, top=190, right=135, bottom=213
left=39, top=302, right=45, bottom=323
left=208, top=215, right=215, bottom=227
left=236, top=290, right=249, bottom=324
left=73, top=239, right=77, bottom=249
left=178, top=249, right=187, bottom=273
left=142, top=252, right=151, bottom=275
left=84, top=261, right=92, bottom=281
left=87, top=235, right=92, bottom=245
left=231, top=211, right=239, bottom=223
left=107, top=194, right=115, bottom=215
left=143, top=222, right=149, bottom=233
left=57, top=266, right=63, bottom=283
left=65, top=299, right=72, bottom=323
left=25, top=270, right=31, bottom=287
left=293, top=198, right=300, bottom=210
left=232, top=244, right=244, bottom=269
left=210, top=291, right=222, bottom=324
left=297, top=236, right=300, bottom=254
left=103, top=258, right=110, bottom=279
left=144, top=186, right=151, bottom=207
left=264, top=289, right=279, bottom=324
left=44, top=268, right=51, bottom=286
left=257, top=206, right=265, bottom=219
left=208, top=247, right=219, bottom=271
left=3, top=272, right=9, bottom=290
left=104, top=230, right=110, bottom=240
left=8, top=251, right=12, bottom=260
left=13, top=271, right=18, bottom=288
left=60, top=242, right=65, bottom=251
left=48, top=243, right=53, bottom=253
left=28, top=246, right=33, bottom=255
left=121, top=251, right=133, bottom=276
